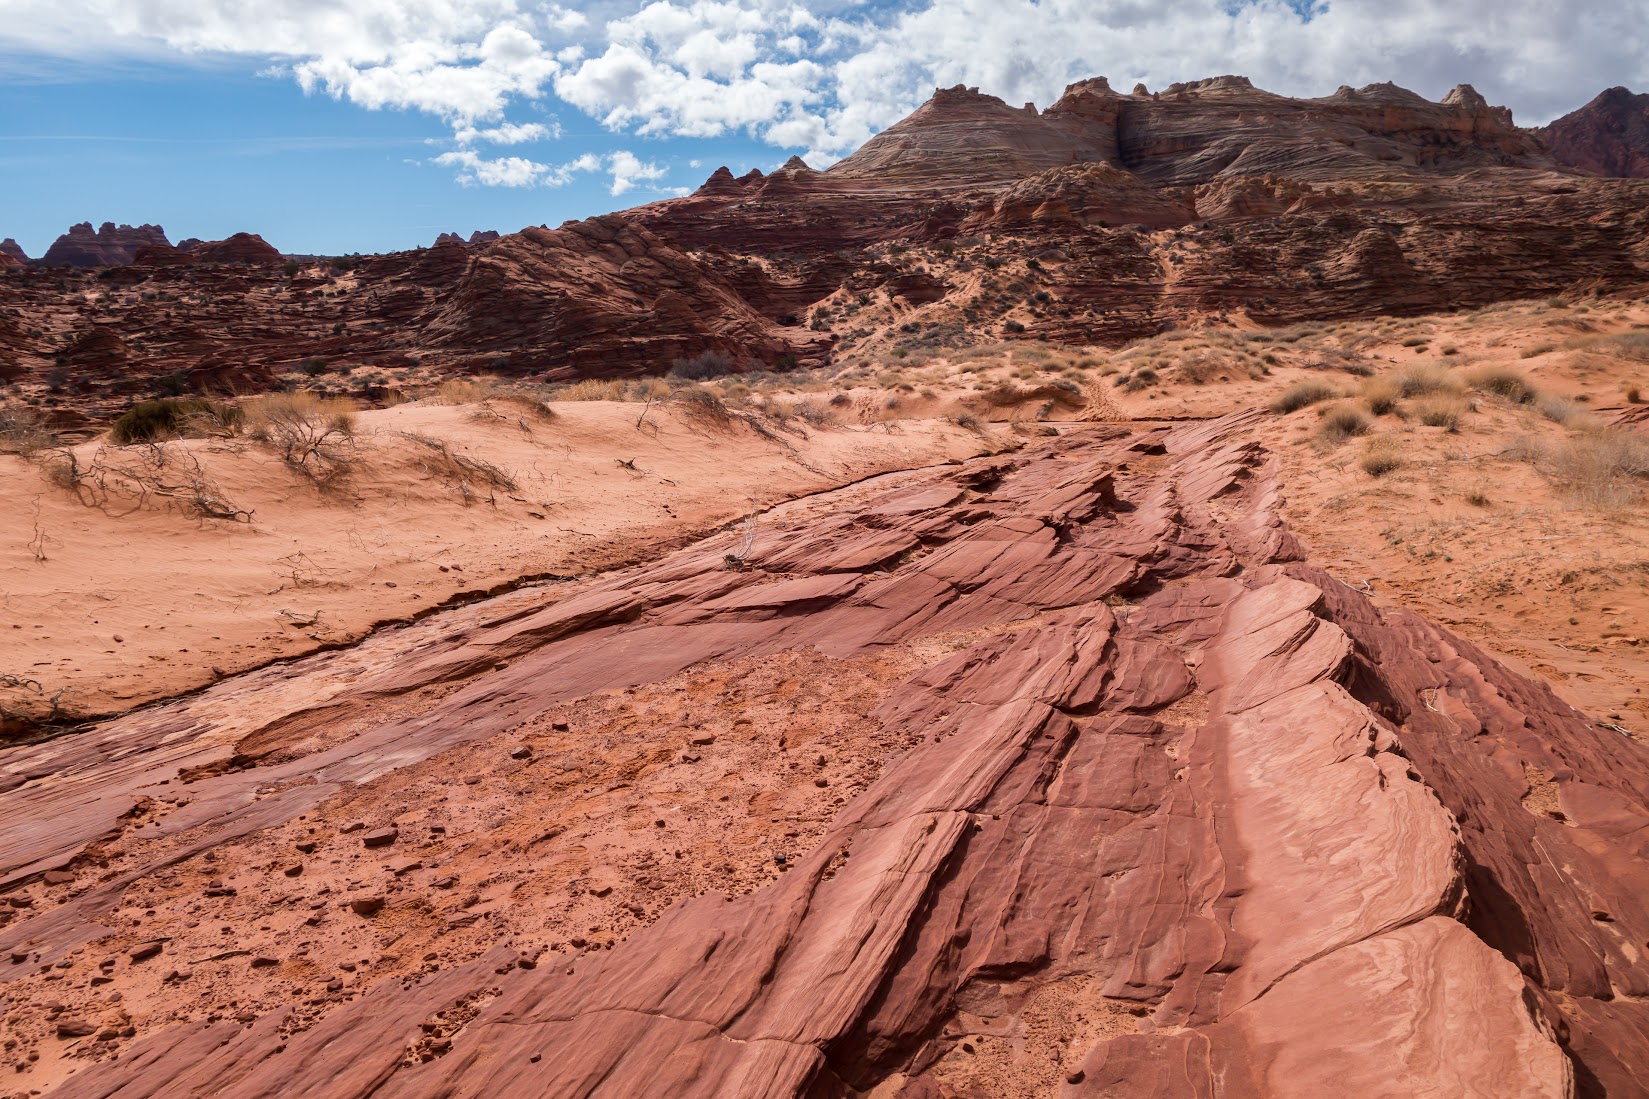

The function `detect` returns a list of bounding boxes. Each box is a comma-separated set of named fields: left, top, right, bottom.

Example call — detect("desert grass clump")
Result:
left=1548, top=429, right=1649, bottom=509
left=1466, top=365, right=1536, bottom=404
left=1537, top=395, right=1589, bottom=425
left=1393, top=362, right=1456, bottom=398
left=1360, top=379, right=1401, bottom=416
left=558, top=379, right=629, bottom=401
left=1520, top=344, right=1556, bottom=359
left=1415, top=398, right=1465, bottom=431
left=436, top=377, right=499, bottom=404
left=1359, top=434, right=1403, bottom=477
left=1270, top=380, right=1337, bottom=414
left=1317, top=402, right=1371, bottom=443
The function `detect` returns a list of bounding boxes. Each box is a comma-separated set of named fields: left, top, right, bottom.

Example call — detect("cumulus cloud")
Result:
left=605, top=149, right=668, bottom=194
left=4, top=0, right=1648, bottom=166
left=431, top=145, right=668, bottom=193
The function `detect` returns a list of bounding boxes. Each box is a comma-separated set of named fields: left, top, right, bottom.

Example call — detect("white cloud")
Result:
left=453, top=119, right=558, bottom=145
left=430, top=145, right=668, bottom=193
left=606, top=148, right=668, bottom=193
left=3, top=0, right=1647, bottom=166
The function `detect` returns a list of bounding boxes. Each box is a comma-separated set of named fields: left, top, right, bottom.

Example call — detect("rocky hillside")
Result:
left=2, top=77, right=1648, bottom=416
left=1544, top=86, right=1649, bottom=179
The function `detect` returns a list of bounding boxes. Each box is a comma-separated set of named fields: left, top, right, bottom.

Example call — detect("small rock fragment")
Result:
left=350, top=896, right=386, bottom=917
left=128, top=941, right=165, bottom=963
left=362, top=828, right=399, bottom=848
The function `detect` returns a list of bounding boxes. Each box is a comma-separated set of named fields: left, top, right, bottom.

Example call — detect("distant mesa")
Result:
left=40, top=221, right=170, bottom=267
left=0, top=238, right=27, bottom=266
left=1542, top=86, right=1649, bottom=179
left=435, top=230, right=502, bottom=246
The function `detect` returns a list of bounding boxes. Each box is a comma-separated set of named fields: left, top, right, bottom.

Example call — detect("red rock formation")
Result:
left=2, top=77, right=1649, bottom=401
left=423, top=215, right=823, bottom=373
left=39, top=222, right=170, bottom=267
left=130, top=243, right=197, bottom=268
left=0, top=238, right=27, bottom=266
left=1544, top=87, right=1649, bottom=179
left=3, top=414, right=1647, bottom=1095
left=191, top=232, right=282, bottom=264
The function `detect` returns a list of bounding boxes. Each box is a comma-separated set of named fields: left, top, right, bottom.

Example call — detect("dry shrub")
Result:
left=1270, top=380, right=1337, bottom=414
left=1317, top=402, right=1371, bottom=443
left=981, top=380, right=1085, bottom=410
left=1547, top=429, right=1649, bottom=509
left=245, top=392, right=357, bottom=480
left=1175, top=350, right=1263, bottom=386
left=1394, top=363, right=1456, bottom=398
left=436, top=377, right=499, bottom=404
left=1537, top=396, right=1589, bottom=425
left=1415, top=398, right=1465, bottom=431
left=671, top=384, right=736, bottom=428
left=1466, top=365, right=1536, bottom=404
left=402, top=432, right=515, bottom=504
left=1568, top=332, right=1649, bottom=362
left=1360, top=434, right=1403, bottom=477
left=0, top=404, right=56, bottom=457
left=1360, top=379, right=1401, bottom=415
left=558, top=379, right=629, bottom=401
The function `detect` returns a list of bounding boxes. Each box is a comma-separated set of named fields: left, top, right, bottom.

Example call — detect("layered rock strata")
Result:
left=2, top=413, right=1643, bottom=1096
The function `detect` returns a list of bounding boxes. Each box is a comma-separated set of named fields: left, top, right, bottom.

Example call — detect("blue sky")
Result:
left=2, top=0, right=1645, bottom=258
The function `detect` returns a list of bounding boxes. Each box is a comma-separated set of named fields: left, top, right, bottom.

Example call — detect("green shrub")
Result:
left=110, top=398, right=242, bottom=444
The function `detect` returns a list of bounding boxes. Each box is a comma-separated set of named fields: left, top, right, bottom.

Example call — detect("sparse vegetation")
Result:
left=1394, top=363, right=1456, bottom=398
left=109, top=398, right=242, bottom=445
left=1317, top=403, right=1371, bottom=443
left=1360, top=379, right=1400, bottom=416
left=245, top=393, right=357, bottom=480
left=1415, top=398, right=1464, bottom=430
left=1359, top=435, right=1403, bottom=477
left=1271, top=380, right=1337, bottom=414
left=1546, top=429, right=1649, bottom=509
left=1465, top=365, right=1536, bottom=404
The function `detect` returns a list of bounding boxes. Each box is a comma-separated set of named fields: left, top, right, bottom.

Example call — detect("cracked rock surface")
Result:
left=2, top=411, right=1645, bottom=1096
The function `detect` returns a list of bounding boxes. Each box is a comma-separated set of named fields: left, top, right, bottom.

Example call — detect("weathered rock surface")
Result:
left=0, top=238, right=27, bottom=266
left=3, top=412, right=1644, bottom=1096
left=1544, top=86, right=1649, bottom=179
left=39, top=222, right=171, bottom=268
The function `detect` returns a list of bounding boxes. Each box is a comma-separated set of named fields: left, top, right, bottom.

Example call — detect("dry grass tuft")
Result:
left=1415, top=398, right=1465, bottom=431
left=1359, top=434, right=1403, bottom=477
left=1317, top=402, right=1371, bottom=443
left=1547, top=429, right=1649, bottom=509
left=1394, top=363, right=1457, bottom=398
left=1465, top=365, right=1536, bottom=404
left=1360, top=379, right=1401, bottom=416
left=1271, top=380, right=1337, bottom=414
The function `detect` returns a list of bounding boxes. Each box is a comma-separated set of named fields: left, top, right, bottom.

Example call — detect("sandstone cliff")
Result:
left=1544, top=86, right=1649, bottom=179
left=38, top=222, right=170, bottom=267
